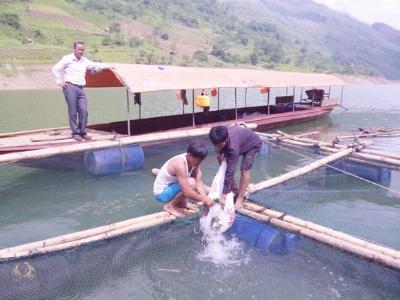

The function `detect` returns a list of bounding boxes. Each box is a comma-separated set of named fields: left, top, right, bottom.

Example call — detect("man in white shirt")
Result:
left=52, top=41, right=107, bottom=141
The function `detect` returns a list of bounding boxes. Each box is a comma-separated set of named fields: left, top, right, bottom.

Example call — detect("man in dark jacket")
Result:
left=209, top=125, right=262, bottom=209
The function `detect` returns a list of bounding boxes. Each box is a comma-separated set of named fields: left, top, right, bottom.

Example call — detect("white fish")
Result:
left=200, top=192, right=235, bottom=233
left=200, top=161, right=235, bottom=234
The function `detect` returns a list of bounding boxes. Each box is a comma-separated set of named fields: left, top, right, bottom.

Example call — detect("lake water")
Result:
left=0, top=84, right=399, bottom=299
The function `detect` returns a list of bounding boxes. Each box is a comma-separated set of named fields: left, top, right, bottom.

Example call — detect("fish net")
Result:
left=1, top=143, right=399, bottom=299
left=0, top=212, right=399, bottom=299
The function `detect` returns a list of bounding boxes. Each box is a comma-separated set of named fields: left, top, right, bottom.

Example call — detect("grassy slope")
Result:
left=0, top=0, right=399, bottom=79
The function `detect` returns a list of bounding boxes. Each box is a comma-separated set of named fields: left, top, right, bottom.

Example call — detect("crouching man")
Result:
left=153, top=141, right=215, bottom=217
left=209, top=125, right=262, bottom=209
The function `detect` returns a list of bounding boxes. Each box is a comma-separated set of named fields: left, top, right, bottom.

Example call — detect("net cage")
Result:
left=0, top=212, right=399, bottom=299
left=1, top=142, right=400, bottom=299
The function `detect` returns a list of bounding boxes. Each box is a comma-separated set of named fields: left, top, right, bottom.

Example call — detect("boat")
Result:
left=0, top=64, right=344, bottom=171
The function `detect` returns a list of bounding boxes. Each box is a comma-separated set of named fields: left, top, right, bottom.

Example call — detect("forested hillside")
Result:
left=0, top=0, right=399, bottom=79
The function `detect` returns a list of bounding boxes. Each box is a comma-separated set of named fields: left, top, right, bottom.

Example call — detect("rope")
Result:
left=260, top=136, right=400, bottom=197
left=11, top=261, right=36, bottom=281
left=113, top=131, right=126, bottom=171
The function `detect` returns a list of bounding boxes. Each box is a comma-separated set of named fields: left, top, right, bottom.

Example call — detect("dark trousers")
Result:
left=63, top=84, right=88, bottom=136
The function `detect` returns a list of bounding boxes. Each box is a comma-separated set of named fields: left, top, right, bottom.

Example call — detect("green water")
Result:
left=0, top=85, right=399, bottom=299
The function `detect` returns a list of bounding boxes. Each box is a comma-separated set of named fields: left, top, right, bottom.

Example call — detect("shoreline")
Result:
left=0, top=64, right=399, bottom=91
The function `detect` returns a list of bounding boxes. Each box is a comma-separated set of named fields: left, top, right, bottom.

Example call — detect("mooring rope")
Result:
left=260, top=136, right=400, bottom=197
left=113, top=131, right=126, bottom=171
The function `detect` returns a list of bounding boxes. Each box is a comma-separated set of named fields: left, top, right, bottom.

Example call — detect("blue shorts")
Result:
left=155, top=182, right=181, bottom=203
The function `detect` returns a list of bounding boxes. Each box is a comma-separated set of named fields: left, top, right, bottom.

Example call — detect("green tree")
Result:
left=0, top=13, right=20, bottom=29
left=193, top=50, right=208, bottom=62
left=129, top=37, right=142, bottom=48
left=250, top=52, right=258, bottom=65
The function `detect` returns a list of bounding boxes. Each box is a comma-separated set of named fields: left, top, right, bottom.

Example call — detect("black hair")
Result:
left=209, top=126, right=228, bottom=145
left=187, top=141, right=208, bottom=160
left=74, top=41, right=85, bottom=48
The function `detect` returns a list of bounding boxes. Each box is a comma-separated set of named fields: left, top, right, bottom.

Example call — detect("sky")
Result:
left=313, top=0, right=400, bottom=30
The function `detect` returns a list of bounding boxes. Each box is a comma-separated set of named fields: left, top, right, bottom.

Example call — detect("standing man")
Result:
left=154, top=141, right=215, bottom=217
left=209, top=125, right=262, bottom=209
left=52, top=41, right=107, bottom=141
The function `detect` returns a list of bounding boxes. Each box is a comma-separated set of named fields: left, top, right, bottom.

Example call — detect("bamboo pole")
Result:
left=260, top=135, right=400, bottom=172
left=240, top=207, right=400, bottom=270
left=248, top=148, right=353, bottom=193
left=0, top=212, right=171, bottom=257
left=0, top=126, right=69, bottom=138
left=295, top=131, right=320, bottom=138
left=262, top=131, right=400, bottom=168
left=352, top=152, right=400, bottom=167
left=336, top=133, right=400, bottom=139
left=243, top=201, right=400, bottom=260
left=277, top=130, right=344, bottom=148
left=0, top=214, right=176, bottom=260
left=0, top=123, right=257, bottom=165
left=358, top=149, right=400, bottom=161
left=30, top=135, right=73, bottom=142
left=259, top=135, right=334, bottom=152
left=348, top=157, right=400, bottom=171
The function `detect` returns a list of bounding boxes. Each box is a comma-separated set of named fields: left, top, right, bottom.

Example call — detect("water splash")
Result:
left=196, top=231, right=248, bottom=266
left=196, top=205, right=249, bottom=266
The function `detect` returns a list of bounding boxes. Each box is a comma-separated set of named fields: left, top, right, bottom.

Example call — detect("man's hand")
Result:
left=203, top=197, right=215, bottom=207
left=217, top=153, right=225, bottom=163
left=220, top=193, right=227, bottom=203
left=58, top=81, right=68, bottom=88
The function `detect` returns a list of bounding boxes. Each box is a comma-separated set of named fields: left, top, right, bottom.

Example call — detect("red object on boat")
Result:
left=210, top=88, right=218, bottom=97
left=260, top=87, right=269, bottom=94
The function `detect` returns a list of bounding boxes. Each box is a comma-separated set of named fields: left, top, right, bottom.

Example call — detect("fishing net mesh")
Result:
left=0, top=161, right=399, bottom=299
left=1, top=213, right=399, bottom=299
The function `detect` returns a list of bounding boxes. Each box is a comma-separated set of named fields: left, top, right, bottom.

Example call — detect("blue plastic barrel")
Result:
left=84, top=144, right=144, bottom=176
left=328, top=159, right=391, bottom=184
left=228, top=214, right=299, bottom=254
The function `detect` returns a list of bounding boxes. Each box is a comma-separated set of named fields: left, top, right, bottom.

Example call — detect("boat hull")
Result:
left=0, top=104, right=336, bottom=154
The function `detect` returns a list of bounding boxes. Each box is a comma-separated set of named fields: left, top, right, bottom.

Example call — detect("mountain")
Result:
left=0, top=0, right=399, bottom=79
left=372, top=22, right=400, bottom=45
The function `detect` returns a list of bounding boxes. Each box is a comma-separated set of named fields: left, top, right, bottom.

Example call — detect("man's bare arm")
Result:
left=173, top=160, right=213, bottom=206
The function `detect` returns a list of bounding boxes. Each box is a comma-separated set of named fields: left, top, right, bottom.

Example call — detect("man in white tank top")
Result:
left=154, top=141, right=215, bottom=217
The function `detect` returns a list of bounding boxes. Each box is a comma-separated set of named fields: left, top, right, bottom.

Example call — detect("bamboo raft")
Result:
left=1, top=136, right=400, bottom=271
left=0, top=123, right=256, bottom=165
left=0, top=212, right=176, bottom=260
left=240, top=202, right=400, bottom=270
left=258, top=129, right=400, bottom=169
